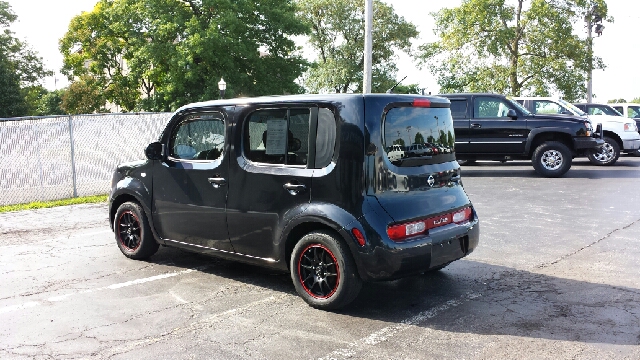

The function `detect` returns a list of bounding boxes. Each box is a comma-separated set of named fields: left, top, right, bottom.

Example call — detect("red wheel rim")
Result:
left=117, top=210, right=141, bottom=251
left=297, top=244, right=340, bottom=299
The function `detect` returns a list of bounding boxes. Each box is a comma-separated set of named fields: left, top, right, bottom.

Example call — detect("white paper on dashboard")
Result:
left=265, top=119, right=287, bottom=155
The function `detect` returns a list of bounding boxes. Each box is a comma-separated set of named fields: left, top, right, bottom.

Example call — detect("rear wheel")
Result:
left=114, top=202, right=159, bottom=259
left=587, top=136, right=620, bottom=166
left=532, top=141, right=572, bottom=178
left=290, top=231, right=362, bottom=310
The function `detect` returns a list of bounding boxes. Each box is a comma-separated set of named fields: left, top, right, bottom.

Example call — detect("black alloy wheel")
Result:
left=114, top=201, right=159, bottom=259
left=298, top=244, right=340, bottom=299
left=117, top=210, right=141, bottom=251
left=290, top=231, right=362, bottom=310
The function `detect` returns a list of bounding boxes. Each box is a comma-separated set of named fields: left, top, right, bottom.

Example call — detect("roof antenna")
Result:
left=386, top=76, right=407, bottom=94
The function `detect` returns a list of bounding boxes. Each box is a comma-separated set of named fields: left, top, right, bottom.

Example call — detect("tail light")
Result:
left=387, top=207, right=473, bottom=242
left=412, top=99, right=431, bottom=108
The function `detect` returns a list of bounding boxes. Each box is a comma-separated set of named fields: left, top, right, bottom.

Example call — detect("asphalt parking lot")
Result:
left=1, top=157, right=640, bottom=359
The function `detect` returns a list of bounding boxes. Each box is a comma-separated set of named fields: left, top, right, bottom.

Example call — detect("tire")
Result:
left=114, top=201, right=159, bottom=259
left=587, top=136, right=620, bottom=166
left=290, top=231, right=362, bottom=310
left=531, top=141, right=572, bottom=178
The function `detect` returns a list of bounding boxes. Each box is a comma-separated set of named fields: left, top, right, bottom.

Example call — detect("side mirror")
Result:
left=145, top=142, right=163, bottom=160
left=507, top=109, right=517, bottom=119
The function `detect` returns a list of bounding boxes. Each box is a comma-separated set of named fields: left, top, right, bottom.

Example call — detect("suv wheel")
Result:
left=532, top=141, right=572, bottom=177
left=290, top=231, right=362, bottom=310
left=587, top=136, right=620, bottom=166
left=114, top=201, right=159, bottom=259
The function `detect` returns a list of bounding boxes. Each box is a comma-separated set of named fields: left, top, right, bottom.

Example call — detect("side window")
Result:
left=628, top=107, right=640, bottom=118
left=588, top=107, right=604, bottom=115
left=449, top=99, right=468, bottom=118
left=315, top=108, right=336, bottom=168
left=613, top=106, right=623, bottom=114
left=474, top=97, right=513, bottom=118
left=169, top=113, right=225, bottom=160
left=244, top=108, right=310, bottom=166
left=534, top=101, right=562, bottom=115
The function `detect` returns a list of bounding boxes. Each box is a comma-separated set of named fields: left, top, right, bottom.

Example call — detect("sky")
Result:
left=5, top=0, right=639, bottom=102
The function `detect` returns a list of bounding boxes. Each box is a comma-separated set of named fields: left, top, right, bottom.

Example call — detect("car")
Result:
left=406, top=143, right=434, bottom=157
left=387, top=144, right=405, bottom=162
left=438, top=93, right=604, bottom=177
left=514, top=97, right=640, bottom=165
left=108, top=94, right=480, bottom=310
left=610, top=103, right=640, bottom=120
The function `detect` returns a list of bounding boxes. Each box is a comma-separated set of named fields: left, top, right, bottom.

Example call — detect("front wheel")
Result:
left=587, top=136, right=620, bottom=166
left=290, top=231, right=362, bottom=310
left=532, top=141, right=572, bottom=178
left=114, top=201, right=159, bottom=259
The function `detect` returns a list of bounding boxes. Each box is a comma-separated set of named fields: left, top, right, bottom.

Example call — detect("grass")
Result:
left=0, top=194, right=108, bottom=213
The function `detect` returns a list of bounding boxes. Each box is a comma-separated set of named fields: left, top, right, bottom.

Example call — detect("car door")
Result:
left=448, top=98, right=471, bottom=154
left=152, top=109, right=233, bottom=252
left=468, top=96, right=528, bottom=154
left=225, top=106, right=314, bottom=261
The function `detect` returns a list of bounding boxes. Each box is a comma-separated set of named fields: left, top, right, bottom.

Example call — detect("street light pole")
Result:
left=363, top=0, right=373, bottom=94
left=586, top=14, right=593, bottom=103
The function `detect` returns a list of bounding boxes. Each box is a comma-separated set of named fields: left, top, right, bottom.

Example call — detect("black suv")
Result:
left=438, top=93, right=604, bottom=177
left=109, top=94, right=480, bottom=309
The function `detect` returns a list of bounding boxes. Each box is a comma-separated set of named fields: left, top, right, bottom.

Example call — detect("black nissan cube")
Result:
left=109, top=94, right=480, bottom=309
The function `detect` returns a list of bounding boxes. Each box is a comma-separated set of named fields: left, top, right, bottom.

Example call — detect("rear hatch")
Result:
left=365, top=95, right=471, bottom=224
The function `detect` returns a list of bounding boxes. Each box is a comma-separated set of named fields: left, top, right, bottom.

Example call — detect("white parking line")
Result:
left=320, top=292, right=482, bottom=360
left=1, top=229, right=112, bottom=248
left=1, top=266, right=210, bottom=315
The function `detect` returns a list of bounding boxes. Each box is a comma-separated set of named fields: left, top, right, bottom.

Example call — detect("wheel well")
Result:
left=529, top=132, right=573, bottom=156
left=602, top=130, right=622, bottom=147
left=284, top=222, right=344, bottom=270
left=110, top=194, right=140, bottom=227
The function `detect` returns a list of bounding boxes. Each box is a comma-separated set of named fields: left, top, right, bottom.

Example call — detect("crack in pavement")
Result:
left=537, top=217, right=640, bottom=269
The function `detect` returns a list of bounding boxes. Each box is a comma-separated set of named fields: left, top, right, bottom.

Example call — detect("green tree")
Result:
left=0, top=1, right=51, bottom=117
left=62, top=76, right=108, bottom=115
left=414, top=132, right=425, bottom=144
left=607, top=98, right=627, bottom=104
left=393, top=138, right=405, bottom=147
left=392, top=83, right=421, bottom=94
left=632, top=97, right=640, bottom=104
left=298, top=0, right=418, bottom=93
left=60, top=0, right=309, bottom=112
left=419, top=0, right=609, bottom=101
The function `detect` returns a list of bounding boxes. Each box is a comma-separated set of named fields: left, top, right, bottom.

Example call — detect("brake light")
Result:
left=413, top=99, right=431, bottom=108
left=387, top=207, right=473, bottom=242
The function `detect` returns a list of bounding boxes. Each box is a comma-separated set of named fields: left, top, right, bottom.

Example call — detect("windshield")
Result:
left=383, top=106, right=456, bottom=167
left=506, top=98, right=531, bottom=115
left=557, top=99, right=586, bottom=116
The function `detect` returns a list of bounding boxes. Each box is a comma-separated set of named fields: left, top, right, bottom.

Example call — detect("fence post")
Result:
left=68, top=116, right=78, bottom=198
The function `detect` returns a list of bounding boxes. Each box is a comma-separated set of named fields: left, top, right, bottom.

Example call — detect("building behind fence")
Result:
left=0, top=113, right=173, bottom=206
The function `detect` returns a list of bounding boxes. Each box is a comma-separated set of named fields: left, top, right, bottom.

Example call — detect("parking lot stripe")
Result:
left=320, top=292, right=481, bottom=360
left=0, top=301, right=40, bottom=314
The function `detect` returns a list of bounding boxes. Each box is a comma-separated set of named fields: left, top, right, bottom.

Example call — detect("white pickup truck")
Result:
left=514, top=97, right=640, bottom=165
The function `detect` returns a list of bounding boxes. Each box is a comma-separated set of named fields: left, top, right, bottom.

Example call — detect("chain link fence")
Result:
left=0, top=113, right=172, bottom=206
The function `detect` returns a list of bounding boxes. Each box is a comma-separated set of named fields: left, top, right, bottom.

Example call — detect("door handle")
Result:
left=208, top=177, right=227, bottom=188
left=283, top=182, right=306, bottom=195
left=470, top=123, right=482, bottom=129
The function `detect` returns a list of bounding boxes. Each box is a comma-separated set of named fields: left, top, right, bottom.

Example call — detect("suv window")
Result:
left=244, top=108, right=310, bottom=166
left=384, top=106, right=455, bottom=166
left=534, top=100, right=564, bottom=115
left=588, top=105, right=620, bottom=116
left=450, top=99, right=468, bottom=118
left=628, top=106, right=640, bottom=118
left=169, top=113, right=225, bottom=160
left=474, top=97, right=514, bottom=118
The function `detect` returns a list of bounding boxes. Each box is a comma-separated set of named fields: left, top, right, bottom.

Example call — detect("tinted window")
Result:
left=534, top=100, right=564, bottom=115
left=588, top=105, right=621, bottom=116
left=474, top=97, right=514, bottom=118
left=169, top=113, right=225, bottom=160
left=315, top=108, right=336, bottom=168
left=244, top=108, right=310, bottom=166
left=628, top=106, right=640, bottom=118
left=383, top=106, right=455, bottom=166
left=449, top=99, right=468, bottom=118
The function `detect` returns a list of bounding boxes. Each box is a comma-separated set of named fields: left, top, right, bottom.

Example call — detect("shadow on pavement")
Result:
left=146, top=248, right=640, bottom=346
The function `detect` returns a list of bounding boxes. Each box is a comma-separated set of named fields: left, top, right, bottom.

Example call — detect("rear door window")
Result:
left=383, top=106, right=456, bottom=166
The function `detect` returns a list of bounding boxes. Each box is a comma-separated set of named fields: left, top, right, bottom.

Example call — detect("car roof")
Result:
left=573, top=103, right=615, bottom=106
left=609, top=103, right=640, bottom=106
left=439, top=93, right=501, bottom=97
left=174, top=93, right=450, bottom=113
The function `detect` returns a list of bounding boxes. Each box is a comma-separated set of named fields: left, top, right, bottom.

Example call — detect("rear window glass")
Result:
left=383, top=106, right=456, bottom=167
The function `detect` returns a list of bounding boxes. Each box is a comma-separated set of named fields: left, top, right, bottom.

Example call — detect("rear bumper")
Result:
left=352, top=215, right=480, bottom=281
left=573, top=137, right=604, bottom=150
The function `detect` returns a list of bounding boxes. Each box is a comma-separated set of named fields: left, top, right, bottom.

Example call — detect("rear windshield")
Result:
left=383, top=106, right=456, bottom=167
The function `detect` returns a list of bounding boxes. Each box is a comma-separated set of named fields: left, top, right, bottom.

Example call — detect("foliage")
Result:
left=414, top=132, right=425, bottom=144
left=607, top=98, right=627, bottom=104
left=0, top=1, right=51, bottom=117
left=418, top=0, right=610, bottom=101
left=392, top=138, right=405, bottom=147
left=392, top=83, right=422, bottom=94
left=0, top=194, right=108, bottom=213
left=62, top=76, right=108, bottom=115
left=632, top=97, right=640, bottom=104
left=60, top=0, right=309, bottom=112
left=297, top=0, right=418, bottom=93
